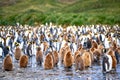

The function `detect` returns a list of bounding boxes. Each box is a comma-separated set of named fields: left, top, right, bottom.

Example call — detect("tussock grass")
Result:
left=0, top=0, right=120, bottom=26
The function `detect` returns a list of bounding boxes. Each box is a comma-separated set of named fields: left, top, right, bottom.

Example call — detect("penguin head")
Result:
left=102, top=54, right=109, bottom=69
left=102, top=48, right=107, bottom=54
left=15, top=42, right=19, bottom=47
left=6, top=46, right=10, bottom=51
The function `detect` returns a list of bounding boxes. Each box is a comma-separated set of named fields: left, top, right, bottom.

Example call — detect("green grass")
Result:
left=0, top=0, right=120, bottom=26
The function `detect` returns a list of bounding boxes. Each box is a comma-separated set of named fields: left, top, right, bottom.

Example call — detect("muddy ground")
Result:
left=0, top=56, right=120, bottom=80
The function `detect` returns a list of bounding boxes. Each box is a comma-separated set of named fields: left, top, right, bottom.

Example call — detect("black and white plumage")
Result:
left=102, top=54, right=112, bottom=73
left=3, top=46, right=9, bottom=58
left=0, top=47, right=3, bottom=57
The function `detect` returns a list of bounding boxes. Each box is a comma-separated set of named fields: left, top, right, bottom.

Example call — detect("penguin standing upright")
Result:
left=36, top=47, right=43, bottom=66
left=44, top=52, right=54, bottom=70
left=3, top=54, right=13, bottom=71
left=82, top=51, right=91, bottom=67
left=102, top=54, right=112, bottom=73
left=14, top=43, right=22, bottom=60
left=63, top=51, right=73, bottom=68
left=19, top=54, right=28, bottom=68
left=26, top=42, right=32, bottom=57
left=108, top=50, right=117, bottom=70
left=75, top=53, right=85, bottom=71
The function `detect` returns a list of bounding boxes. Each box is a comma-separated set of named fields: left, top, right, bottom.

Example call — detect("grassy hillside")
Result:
left=0, top=0, right=120, bottom=26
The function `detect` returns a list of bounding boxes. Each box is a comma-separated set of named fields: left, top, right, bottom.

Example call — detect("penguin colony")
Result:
left=0, top=24, right=120, bottom=74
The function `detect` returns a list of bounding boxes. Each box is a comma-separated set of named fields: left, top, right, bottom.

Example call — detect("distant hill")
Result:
left=0, top=0, right=120, bottom=26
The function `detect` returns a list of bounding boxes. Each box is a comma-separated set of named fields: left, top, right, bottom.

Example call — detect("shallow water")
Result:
left=0, top=57, right=120, bottom=80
